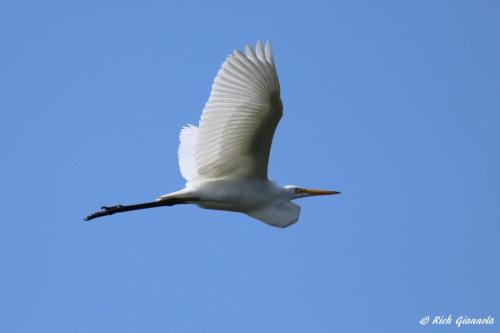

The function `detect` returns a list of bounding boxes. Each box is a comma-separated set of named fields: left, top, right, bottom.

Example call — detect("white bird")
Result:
left=85, top=41, right=340, bottom=228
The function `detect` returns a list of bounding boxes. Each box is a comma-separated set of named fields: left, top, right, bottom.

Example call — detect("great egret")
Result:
left=85, top=41, right=340, bottom=228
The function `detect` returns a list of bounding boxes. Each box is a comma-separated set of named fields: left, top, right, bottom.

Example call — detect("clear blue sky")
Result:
left=2, top=0, right=499, bottom=332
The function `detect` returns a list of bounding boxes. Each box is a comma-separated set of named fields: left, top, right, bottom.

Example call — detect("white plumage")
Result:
left=86, top=41, right=340, bottom=228
left=182, top=40, right=282, bottom=182
left=178, top=124, right=199, bottom=181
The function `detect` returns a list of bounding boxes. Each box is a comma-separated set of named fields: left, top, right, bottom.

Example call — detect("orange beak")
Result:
left=301, top=189, right=341, bottom=196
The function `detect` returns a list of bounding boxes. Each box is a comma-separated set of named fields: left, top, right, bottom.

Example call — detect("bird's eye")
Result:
left=294, top=188, right=301, bottom=194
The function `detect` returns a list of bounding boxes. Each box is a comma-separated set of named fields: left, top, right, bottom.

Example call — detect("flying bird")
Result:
left=85, top=41, right=340, bottom=228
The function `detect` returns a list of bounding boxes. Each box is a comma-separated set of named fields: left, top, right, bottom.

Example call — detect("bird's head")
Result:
left=284, top=185, right=341, bottom=200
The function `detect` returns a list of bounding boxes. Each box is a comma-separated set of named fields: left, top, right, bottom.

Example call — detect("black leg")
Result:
left=84, top=197, right=198, bottom=221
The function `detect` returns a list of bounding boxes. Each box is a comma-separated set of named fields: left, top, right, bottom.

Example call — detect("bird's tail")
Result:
left=156, top=188, right=197, bottom=202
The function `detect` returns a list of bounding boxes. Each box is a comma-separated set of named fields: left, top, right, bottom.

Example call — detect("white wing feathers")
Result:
left=178, top=124, right=199, bottom=181
left=246, top=202, right=300, bottom=228
left=178, top=41, right=282, bottom=182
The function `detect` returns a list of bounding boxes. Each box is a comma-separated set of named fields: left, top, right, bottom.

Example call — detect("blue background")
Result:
left=2, top=0, right=499, bottom=332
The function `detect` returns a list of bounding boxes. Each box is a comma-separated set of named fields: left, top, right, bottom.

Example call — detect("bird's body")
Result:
left=85, top=41, right=340, bottom=228
left=164, top=179, right=282, bottom=211
left=159, top=179, right=300, bottom=227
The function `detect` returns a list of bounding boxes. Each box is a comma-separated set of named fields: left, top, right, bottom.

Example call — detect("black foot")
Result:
left=85, top=204, right=124, bottom=221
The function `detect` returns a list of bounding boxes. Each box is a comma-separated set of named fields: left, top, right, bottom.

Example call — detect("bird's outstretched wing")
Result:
left=180, top=41, right=282, bottom=182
